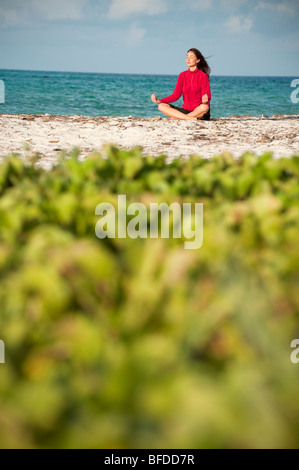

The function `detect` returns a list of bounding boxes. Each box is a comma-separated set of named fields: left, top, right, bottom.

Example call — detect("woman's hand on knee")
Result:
left=151, top=94, right=161, bottom=104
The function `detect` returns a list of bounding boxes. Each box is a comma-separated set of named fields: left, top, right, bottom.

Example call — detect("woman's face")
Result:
left=186, top=51, right=200, bottom=68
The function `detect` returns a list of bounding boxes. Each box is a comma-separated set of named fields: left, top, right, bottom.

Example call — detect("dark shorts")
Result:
left=169, top=104, right=210, bottom=121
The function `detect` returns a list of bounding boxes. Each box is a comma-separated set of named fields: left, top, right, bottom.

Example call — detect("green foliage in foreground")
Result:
left=0, top=146, right=299, bottom=449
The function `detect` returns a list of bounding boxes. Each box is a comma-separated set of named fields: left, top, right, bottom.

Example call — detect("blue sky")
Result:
left=0, top=0, right=298, bottom=76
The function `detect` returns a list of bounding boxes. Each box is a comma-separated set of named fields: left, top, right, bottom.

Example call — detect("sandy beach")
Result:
left=0, top=113, right=298, bottom=169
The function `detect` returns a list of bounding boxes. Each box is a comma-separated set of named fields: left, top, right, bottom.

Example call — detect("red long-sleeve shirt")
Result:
left=160, top=68, right=211, bottom=111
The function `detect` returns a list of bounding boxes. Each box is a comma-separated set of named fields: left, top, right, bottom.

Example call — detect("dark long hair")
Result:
left=188, top=48, right=211, bottom=76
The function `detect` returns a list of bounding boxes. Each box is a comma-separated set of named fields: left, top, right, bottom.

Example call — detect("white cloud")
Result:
left=255, top=0, right=297, bottom=15
left=188, top=0, right=213, bottom=9
left=221, top=0, right=248, bottom=9
left=107, top=0, right=167, bottom=20
left=126, top=23, right=147, bottom=46
left=0, top=0, right=88, bottom=26
left=31, top=0, right=88, bottom=21
left=0, top=7, right=20, bottom=26
left=226, top=14, right=253, bottom=33
left=0, top=0, right=30, bottom=26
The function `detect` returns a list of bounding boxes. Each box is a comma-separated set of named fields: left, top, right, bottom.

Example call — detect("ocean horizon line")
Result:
left=0, top=67, right=297, bottom=79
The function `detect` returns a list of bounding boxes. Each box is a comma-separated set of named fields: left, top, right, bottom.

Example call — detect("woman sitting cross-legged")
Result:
left=151, top=48, right=211, bottom=121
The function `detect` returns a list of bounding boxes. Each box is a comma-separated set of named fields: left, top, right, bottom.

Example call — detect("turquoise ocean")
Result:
left=0, top=69, right=298, bottom=118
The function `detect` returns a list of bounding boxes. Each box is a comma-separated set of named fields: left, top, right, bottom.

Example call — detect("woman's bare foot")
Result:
left=185, top=115, right=197, bottom=121
left=171, top=115, right=196, bottom=121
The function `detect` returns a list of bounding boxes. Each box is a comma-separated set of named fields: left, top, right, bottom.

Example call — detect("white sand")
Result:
left=0, top=113, right=298, bottom=169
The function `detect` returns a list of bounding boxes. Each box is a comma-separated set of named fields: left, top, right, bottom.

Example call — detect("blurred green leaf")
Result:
left=0, top=147, right=299, bottom=449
